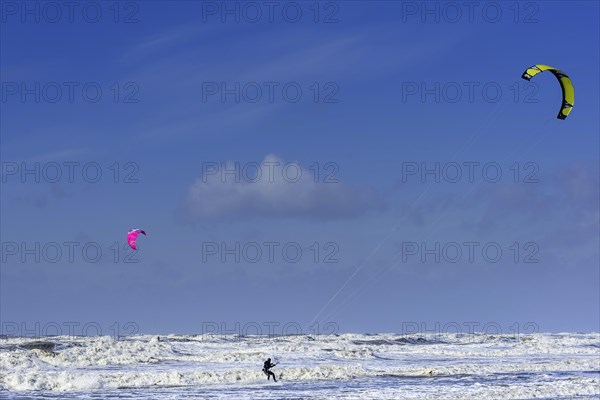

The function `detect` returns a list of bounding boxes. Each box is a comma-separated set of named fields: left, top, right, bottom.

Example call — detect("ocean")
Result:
left=1, top=332, right=598, bottom=399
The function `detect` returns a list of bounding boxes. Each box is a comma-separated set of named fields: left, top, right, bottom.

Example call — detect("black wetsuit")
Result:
left=263, top=359, right=277, bottom=382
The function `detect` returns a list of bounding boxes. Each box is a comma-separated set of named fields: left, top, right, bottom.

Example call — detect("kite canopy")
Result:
left=521, top=64, right=574, bottom=120
left=127, top=229, right=146, bottom=250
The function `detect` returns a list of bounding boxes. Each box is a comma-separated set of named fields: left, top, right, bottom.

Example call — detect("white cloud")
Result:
left=180, top=154, right=384, bottom=222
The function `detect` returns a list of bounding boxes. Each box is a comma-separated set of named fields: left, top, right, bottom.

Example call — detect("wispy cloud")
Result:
left=21, top=148, right=88, bottom=163
left=121, top=23, right=463, bottom=145
left=398, top=161, right=600, bottom=248
left=10, top=184, right=72, bottom=209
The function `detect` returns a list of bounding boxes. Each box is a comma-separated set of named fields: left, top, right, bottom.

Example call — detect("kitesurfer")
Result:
left=263, top=358, right=277, bottom=382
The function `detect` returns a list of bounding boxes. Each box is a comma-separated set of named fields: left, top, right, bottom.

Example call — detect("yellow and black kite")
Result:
left=521, top=64, right=574, bottom=120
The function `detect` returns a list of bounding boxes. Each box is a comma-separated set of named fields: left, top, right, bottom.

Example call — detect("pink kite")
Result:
left=127, top=229, right=146, bottom=250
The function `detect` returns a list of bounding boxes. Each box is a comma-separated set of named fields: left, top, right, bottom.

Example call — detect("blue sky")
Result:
left=1, top=1, right=598, bottom=335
